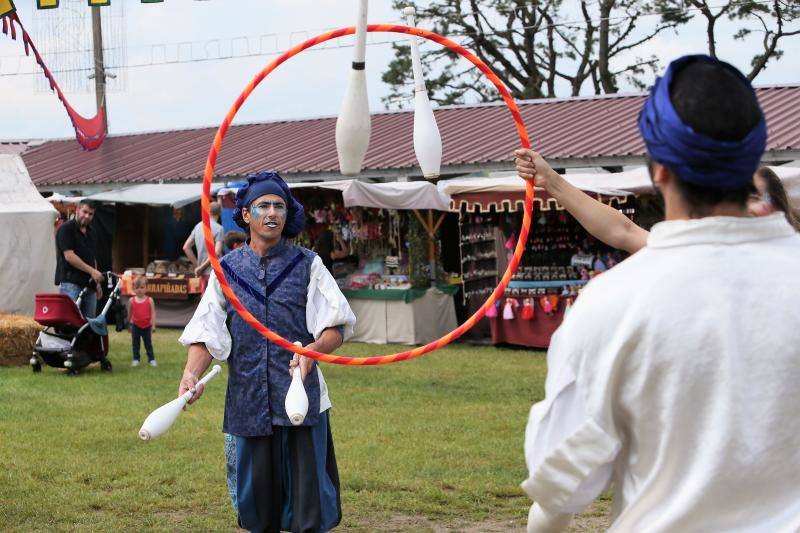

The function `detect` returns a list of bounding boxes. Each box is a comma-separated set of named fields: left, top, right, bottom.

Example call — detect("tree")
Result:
left=382, top=0, right=683, bottom=108
left=657, top=0, right=800, bottom=80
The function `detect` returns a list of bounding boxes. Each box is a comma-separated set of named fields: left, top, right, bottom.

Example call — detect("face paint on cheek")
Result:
left=250, top=203, right=287, bottom=224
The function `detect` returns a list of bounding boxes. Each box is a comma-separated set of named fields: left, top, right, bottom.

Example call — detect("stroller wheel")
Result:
left=32, top=362, right=42, bottom=373
left=100, top=359, right=113, bottom=372
left=66, top=367, right=79, bottom=376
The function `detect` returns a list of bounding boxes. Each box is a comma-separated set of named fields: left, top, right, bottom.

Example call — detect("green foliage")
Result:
left=407, top=214, right=432, bottom=289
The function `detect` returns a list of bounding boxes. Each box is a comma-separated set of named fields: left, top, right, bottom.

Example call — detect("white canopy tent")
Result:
left=438, top=169, right=648, bottom=198
left=220, top=180, right=451, bottom=211
left=86, top=183, right=224, bottom=208
left=439, top=163, right=800, bottom=209
left=0, top=155, right=58, bottom=315
left=341, top=180, right=451, bottom=211
left=47, top=192, right=85, bottom=204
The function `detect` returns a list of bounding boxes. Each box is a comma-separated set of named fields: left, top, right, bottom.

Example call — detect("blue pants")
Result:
left=232, top=411, right=341, bottom=533
left=131, top=325, right=155, bottom=362
left=60, top=282, right=97, bottom=319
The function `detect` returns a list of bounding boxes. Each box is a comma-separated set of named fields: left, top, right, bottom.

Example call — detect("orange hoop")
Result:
left=202, top=24, right=534, bottom=365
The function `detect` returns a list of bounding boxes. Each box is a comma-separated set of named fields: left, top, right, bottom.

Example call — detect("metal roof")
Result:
left=22, top=85, right=800, bottom=189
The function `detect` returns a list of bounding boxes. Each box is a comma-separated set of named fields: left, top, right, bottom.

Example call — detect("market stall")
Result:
left=85, top=183, right=222, bottom=327
left=216, top=179, right=459, bottom=344
left=439, top=172, right=642, bottom=348
left=294, top=180, right=459, bottom=345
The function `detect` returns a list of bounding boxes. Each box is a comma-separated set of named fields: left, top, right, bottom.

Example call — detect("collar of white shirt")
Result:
left=647, top=213, right=794, bottom=249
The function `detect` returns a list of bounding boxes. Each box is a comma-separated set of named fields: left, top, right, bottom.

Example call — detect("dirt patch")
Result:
left=356, top=514, right=523, bottom=532
left=568, top=511, right=611, bottom=532
left=342, top=503, right=610, bottom=532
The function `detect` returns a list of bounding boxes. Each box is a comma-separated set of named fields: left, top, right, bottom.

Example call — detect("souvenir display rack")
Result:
left=456, top=198, right=636, bottom=347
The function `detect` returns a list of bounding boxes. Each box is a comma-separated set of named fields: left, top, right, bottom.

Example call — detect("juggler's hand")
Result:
left=179, top=371, right=205, bottom=406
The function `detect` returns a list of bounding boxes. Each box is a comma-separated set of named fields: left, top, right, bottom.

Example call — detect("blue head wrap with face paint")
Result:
left=233, top=171, right=305, bottom=238
left=637, top=54, right=767, bottom=190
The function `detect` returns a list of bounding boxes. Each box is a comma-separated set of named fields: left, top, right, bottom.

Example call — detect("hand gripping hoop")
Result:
left=201, top=24, right=534, bottom=365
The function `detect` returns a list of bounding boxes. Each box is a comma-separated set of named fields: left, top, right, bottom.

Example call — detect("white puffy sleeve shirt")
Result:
left=178, top=255, right=357, bottom=412
left=521, top=215, right=800, bottom=533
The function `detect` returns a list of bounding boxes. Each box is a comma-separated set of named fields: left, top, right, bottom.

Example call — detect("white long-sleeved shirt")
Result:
left=522, top=214, right=800, bottom=532
left=179, top=255, right=356, bottom=412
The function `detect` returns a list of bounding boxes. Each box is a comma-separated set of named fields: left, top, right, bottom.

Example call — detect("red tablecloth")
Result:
left=488, top=306, right=566, bottom=349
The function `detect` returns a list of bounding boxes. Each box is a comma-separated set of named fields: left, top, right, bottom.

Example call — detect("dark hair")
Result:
left=78, top=199, right=97, bottom=210
left=670, top=61, right=762, bottom=142
left=314, top=229, right=334, bottom=256
left=224, top=230, right=248, bottom=250
left=665, top=61, right=761, bottom=214
left=755, top=166, right=800, bottom=231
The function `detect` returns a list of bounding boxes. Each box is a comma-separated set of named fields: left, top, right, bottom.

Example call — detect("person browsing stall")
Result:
left=55, top=199, right=103, bottom=318
left=519, top=55, right=800, bottom=532
left=177, top=172, right=356, bottom=533
left=183, top=201, right=224, bottom=291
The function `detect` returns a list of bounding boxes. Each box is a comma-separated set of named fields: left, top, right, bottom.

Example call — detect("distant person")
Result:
left=183, top=201, right=223, bottom=291
left=312, top=228, right=335, bottom=274
left=224, top=230, right=248, bottom=252
left=313, top=229, right=352, bottom=276
left=126, top=276, right=157, bottom=368
left=55, top=199, right=103, bottom=318
left=162, top=206, right=193, bottom=261
left=749, top=166, right=800, bottom=230
left=519, top=55, right=800, bottom=532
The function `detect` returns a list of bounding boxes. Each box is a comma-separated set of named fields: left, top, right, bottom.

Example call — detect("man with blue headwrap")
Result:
left=517, top=55, right=800, bottom=532
left=177, top=172, right=356, bottom=532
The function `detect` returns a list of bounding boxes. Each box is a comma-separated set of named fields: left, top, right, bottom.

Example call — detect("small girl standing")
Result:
left=127, top=276, right=157, bottom=367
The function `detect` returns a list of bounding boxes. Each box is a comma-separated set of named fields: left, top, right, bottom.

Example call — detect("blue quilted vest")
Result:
left=220, top=240, right=319, bottom=437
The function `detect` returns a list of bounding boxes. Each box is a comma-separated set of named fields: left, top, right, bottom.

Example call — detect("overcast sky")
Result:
left=1, top=0, right=798, bottom=142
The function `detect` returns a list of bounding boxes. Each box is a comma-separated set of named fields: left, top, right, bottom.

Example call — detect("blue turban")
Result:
left=638, top=54, right=767, bottom=189
left=233, top=171, right=305, bottom=238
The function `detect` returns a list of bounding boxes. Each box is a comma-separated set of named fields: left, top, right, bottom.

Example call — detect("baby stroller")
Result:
left=31, top=272, right=123, bottom=374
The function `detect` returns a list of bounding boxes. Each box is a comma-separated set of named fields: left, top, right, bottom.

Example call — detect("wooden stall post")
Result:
left=142, top=205, right=149, bottom=267
left=413, top=209, right=446, bottom=280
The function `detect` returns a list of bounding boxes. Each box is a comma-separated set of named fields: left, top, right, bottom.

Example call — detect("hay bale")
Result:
left=0, top=314, right=40, bottom=366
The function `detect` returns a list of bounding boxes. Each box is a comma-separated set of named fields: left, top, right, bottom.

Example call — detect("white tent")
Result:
left=440, top=163, right=800, bottom=207
left=86, top=183, right=225, bottom=208
left=342, top=180, right=451, bottom=211
left=438, top=169, right=646, bottom=198
left=0, top=155, right=58, bottom=315
left=221, top=180, right=451, bottom=211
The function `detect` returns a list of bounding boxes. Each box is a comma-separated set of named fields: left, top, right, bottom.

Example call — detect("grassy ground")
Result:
left=0, top=330, right=608, bottom=532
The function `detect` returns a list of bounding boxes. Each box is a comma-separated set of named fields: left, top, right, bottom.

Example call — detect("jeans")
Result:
left=131, top=325, right=155, bottom=362
left=60, top=282, right=97, bottom=319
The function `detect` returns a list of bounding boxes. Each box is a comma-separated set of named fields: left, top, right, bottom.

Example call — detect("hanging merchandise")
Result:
left=502, top=298, right=518, bottom=320
left=486, top=300, right=500, bottom=318
left=564, top=297, right=573, bottom=316
left=520, top=297, right=535, bottom=320
left=540, top=295, right=559, bottom=316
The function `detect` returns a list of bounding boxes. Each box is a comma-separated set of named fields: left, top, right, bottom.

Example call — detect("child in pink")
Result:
left=126, top=276, right=157, bottom=367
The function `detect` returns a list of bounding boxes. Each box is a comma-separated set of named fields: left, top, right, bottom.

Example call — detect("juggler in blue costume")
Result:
left=179, top=172, right=356, bottom=533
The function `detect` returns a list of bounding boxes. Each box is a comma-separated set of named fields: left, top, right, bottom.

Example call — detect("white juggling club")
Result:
left=285, top=342, right=309, bottom=426
left=138, top=364, right=222, bottom=441
left=335, top=0, right=371, bottom=176
left=404, top=6, right=442, bottom=179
